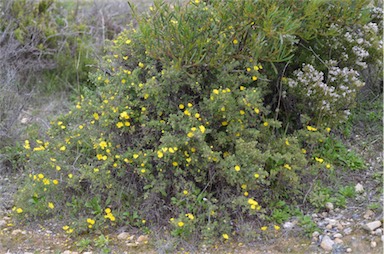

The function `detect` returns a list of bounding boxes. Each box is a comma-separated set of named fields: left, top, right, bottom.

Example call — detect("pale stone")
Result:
left=11, top=229, right=22, bottom=235
left=346, top=248, right=352, bottom=253
left=0, top=220, right=6, bottom=227
left=136, top=235, right=149, bottom=243
left=363, top=221, right=382, bottom=232
left=117, top=232, right=130, bottom=240
left=375, top=228, right=383, bottom=235
left=343, top=227, right=353, bottom=235
left=333, top=233, right=343, bottom=238
left=370, top=241, right=377, bottom=248
left=363, top=209, right=375, bottom=219
left=325, top=202, right=334, bottom=211
left=283, top=221, right=295, bottom=229
left=62, top=251, right=72, bottom=254
left=355, top=183, right=364, bottom=193
left=126, top=243, right=138, bottom=247
left=83, top=252, right=92, bottom=254
left=334, top=238, right=343, bottom=244
left=312, top=231, right=320, bottom=238
left=320, top=235, right=334, bottom=251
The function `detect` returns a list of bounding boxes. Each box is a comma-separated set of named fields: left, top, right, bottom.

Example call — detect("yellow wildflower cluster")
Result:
left=87, top=218, right=96, bottom=228
left=247, top=198, right=261, bottom=210
left=104, top=208, right=116, bottom=221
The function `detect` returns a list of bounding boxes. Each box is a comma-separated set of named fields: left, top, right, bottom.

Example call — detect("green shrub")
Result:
left=14, top=0, right=382, bottom=244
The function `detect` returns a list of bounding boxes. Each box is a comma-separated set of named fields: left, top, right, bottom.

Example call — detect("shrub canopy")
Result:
left=15, top=0, right=382, bottom=241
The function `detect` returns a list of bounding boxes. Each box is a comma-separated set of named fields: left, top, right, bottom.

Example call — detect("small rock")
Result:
left=83, top=252, right=92, bottom=254
left=312, top=213, right=318, bottom=218
left=3, top=216, right=11, bottom=221
left=381, top=235, right=384, bottom=242
left=346, top=248, right=352, bottom=253
left=334, top=238, right=343, bottom=244
left=320, top=235, right=334, bottom=251
left=11, top=229, right=22, bottom=235
left=333, top=233, right=343, bottom=238
left=322, top=212, right=328, bottom=217
left=370, top=241, right=377, bottom=248
left=375, top=228, right=383, bottom=236
left=363, top=221, right=382, bottom=232
left=126, top=243, right=138, bottom=247
left=336, top=223, right=344, bottom=230
left=62, top=251, right=72, bottom=254
left=325, top=202, right=334, bottom=211
left=0, top=220, right=6, bottom=227
left=326, top=224, right=333, bottom=230
left=355, top=183, right=364, bottom=193
left=283, top=221, right=295, bottom=229
left=363, top=210, right=375, bottom=219
left=312, top=231, right=320, bottom=238
left=117, top=232, right=130, bottom=240
left=335, top=208, right=340, bottom=213
left=136, top=235, right=149, bottom=243
left=343, top=227, right=353, bottom=235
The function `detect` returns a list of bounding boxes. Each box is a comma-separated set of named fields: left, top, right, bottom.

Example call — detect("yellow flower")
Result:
left=274, top=225, right=280, bottom=230
left=38, top=173, right=44, bottom=179
left=233, top=39, right=238, bottom=44
left=261, top=226, right=268, bottom=231
left=99, top=141, right=107, bottom=149
left=326, top=164, right=331, bottom=169
left=23, top=140, right=30, bottom=149
left=48, top=202, right=54, bottom=209
left=120, top=111, right=130, bottom=119
left=254, top=173, right=260, bottom=179
left=157, top=151, right=164, bottom=158
left=187, top=103, right=193, bottom=107
left=285, top=139, right=290, bottom=146
left=301, top=148, right=307, bottom=154
left=248, top=198, right=258, bottom=206
left=252, top=76, right=258, bottom=81
left=184, top=109, right=191, bottom=116
left=178, top=221, right=184, bottom=227
left=306, top=125, right=317, bottom=132
left=68, top=174, right=73, bottom=179
left=105, top=208, right=111, bottom=214
left=185, top=213, right=194, bottom=220
left=213, top=89, right=219, bottom=95
left=62, top=225, right=69, bottom=231
left=116, top=122, right=124, bottom=128
left=125, top=39, right=131, bottom=44
left=199, top=125, right=206, bottom=134
left=283, top=164, right=292, bottom=170
left=234, top=165, right=241, bottom=171
left=87, top=218, right=95, bottom=225
left=56, top=165, right=61, bottom=171
left=187, top=132, right=194, bottom=138
left=222, top=233, right=229, bottom=240
left=326, top=127, right=331, bottom=133
left=93, top=113, right=99, bottom=120
left=239, top=110, right=245, bottom=115
left=253, top=65, right=259, bottom=71
left=179, top=104, right=185, bottom=109
left=60, top=146, right=66, bottom=151
left=183, top=190, right=188, bottom=195
left=254, top=108, right=260, bottom=114
left=244, top=191, right=249, bottom=196
left=94, top=168, right=99, bottom=173
left=133, top=154, right=139, bottom=159
left=222, top=121, right=228, bottom=126
left=53, top=179, right=59, bottom=185
left=138, top=62, right=144, bottom=68
left=263, top=122, right=269, bottom=127
left=172, top=162, right=178, bottom=167
left=195, top=113, right=200, bottom=118
left=16, top=208, right=23, bottom=214
left=315, top=157, right=324, bottom=163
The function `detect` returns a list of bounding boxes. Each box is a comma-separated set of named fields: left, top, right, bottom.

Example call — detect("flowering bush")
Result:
left=14, top=0, right=381, bottom=243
